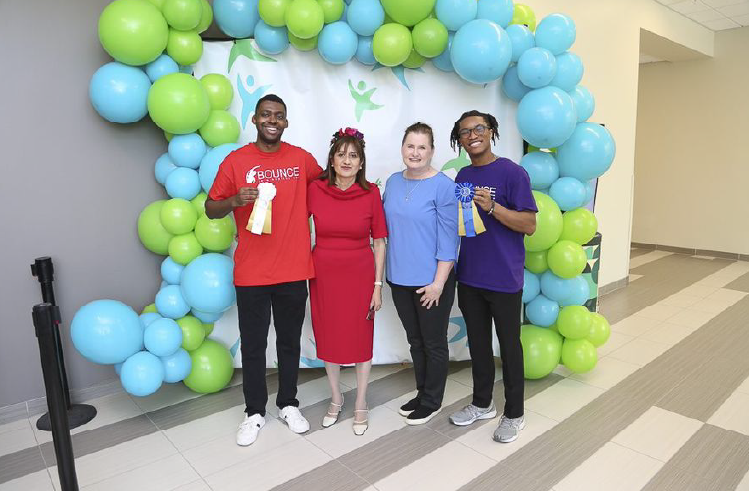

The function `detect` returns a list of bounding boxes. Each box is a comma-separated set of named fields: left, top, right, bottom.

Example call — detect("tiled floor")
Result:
left=2, top=249, right=749, bottom=490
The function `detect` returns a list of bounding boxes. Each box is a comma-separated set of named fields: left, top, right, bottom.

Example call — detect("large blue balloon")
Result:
left=181, top=253, right=236, bottom=313
left=432, top=32, right=455, bottom=72
left=254, top=20, right=289, bottom=55
left=551, top=51, right=583, bottom=91
left=71, top=300, right=142, bottom=365
left=144, top=318, right=183, bottom=357
left=522, top=269, right=541, bottom=304
left=161, top=256, right=186, bottom=285
left=549, top=176, right=586, bottom=211
left=520, top=151, right=559, bottom=190
left=569, top=85, right=595, bottom=122
left=199, top=144, right=242, bottom=193
left=451, top=19, right=511, bottom=84
left=476, top=0, right=514, bottom=28
left=155, top=153, right=178, bottom=185
left=559, top=275, right=590, bottom=307
left=166, top=167, right=202, bottom=200
left=192, top=308, right=224, bottom=323
left=584, top=180, right=596, bottom=206
left=214, top=0, right=260, bottom=38
left=534, top=13, right=576, bottom=55
left=517, top=86, right=576, bottom=148
left=506, top=24, right=535, bottom=63
left=318, top=21, right=358, bottom=64
left=501, top=65, right=531, bottom=102
left=355, top=36, right=377, bottom=65
left=89, top=62, right=151, bottom=123
left=557, top=123, right=616, bottom=181
left=517, top=47, right=557, bottom=89
left=168, top=133, right=207, bottom=169
left=525, top=294, right=559, bottom=327
left=161, top=348, right=192, bottom=383
left=155, top=284, right=191, bottom=319
left=540, top=270, right=573, bottom=303
left=139, top=312, right=162, bottom=331
left=436, top=0, right=477, bottom=31
left=145, top=54, right=179, bottom=82
left=120, top=351, right=164, bottom=397
left=347, top=0, right=384, bottom=37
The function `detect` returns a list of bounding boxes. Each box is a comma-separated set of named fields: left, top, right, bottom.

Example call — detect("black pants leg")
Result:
left=271, top=281, right=308, bottom=409
left=489, top=289, right=524, bottom=418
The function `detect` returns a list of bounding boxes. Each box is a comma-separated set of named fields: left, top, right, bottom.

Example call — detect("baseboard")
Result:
left=632, top=242, right=746, bottom=261
left=599, top=276, right=629, bottom=296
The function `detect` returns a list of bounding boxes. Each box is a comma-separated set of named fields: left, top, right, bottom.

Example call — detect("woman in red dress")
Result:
left=308, top=128, right=387, bottom=435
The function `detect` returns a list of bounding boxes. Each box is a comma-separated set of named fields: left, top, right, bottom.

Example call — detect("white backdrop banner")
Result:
left=193, top=40, right=521, bottom=367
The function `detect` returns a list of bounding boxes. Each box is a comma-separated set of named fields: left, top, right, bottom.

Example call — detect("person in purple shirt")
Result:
left=447, top=110, right=538, bottom=444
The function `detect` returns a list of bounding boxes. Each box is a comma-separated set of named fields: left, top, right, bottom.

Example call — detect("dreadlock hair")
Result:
left=254, top=93, right=287, bottom=113
left=318, top=134, right=370, bottom=190
left=402, top=122, right=435, bottom=148
left=449, top=110, right=499, bottom=152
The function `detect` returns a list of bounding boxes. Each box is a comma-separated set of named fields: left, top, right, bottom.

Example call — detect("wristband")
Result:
left=374, top=281, right=383, bottom=286
left=488, top=201, right=496, bottom=215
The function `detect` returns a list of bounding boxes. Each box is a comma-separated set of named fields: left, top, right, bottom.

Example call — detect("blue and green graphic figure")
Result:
left=348, top=79, right=384, bottom=122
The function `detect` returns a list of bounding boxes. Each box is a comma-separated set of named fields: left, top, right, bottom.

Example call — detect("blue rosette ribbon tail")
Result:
left=455, top=182, right=486, bottom=237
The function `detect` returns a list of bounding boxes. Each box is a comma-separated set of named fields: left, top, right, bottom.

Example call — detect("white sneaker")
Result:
left=279, top=406, right=310, bottom=434
left=236, top=414, right=265, bottom=446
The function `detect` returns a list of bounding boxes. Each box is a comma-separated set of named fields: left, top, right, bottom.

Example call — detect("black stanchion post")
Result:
left=33, top=303, right=80, bottom=491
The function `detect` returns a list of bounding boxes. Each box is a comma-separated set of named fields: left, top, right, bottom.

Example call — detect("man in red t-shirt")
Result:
left=206, top=94, right=323, bottom=446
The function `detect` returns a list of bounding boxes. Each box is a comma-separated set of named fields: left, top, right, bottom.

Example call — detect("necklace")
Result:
left=404, top=177, right=422, bottom=202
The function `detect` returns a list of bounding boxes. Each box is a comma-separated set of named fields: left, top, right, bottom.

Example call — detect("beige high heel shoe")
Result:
left=353, top=408, right=369, bottom=436
left=322, top=396, right=344, bottom=428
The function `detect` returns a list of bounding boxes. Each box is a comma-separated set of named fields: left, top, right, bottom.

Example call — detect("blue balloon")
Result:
left=155, top=284, right=191, bottom=319
left=517, top=47, right=557, bottom=89
left=517, top=86, right=576, bottom=148
left=161, top=348, right=193, bottom=383
left=569, top=85, right=595, bottom=122
left=160, top=280, right=169, bottom=289
left=436, top=0, right=478, bottom=31
left=213, top=0, right=260, bottom=38
left=506, top=24, right=535, bottom=63
left=168, top=133, right=207, bottom=169
left=549, top=177, right=586, bottom=211
left=347, top=0, right=384, bottom=37
left=559, top=275, right=590, bottom=307
left=144, top=318, right=183, bottom=357
left=535, top=14, right=576, bottom=55
left=155, top=153, right=178, bottom=185
left=540, top=270, right=573, bottom=303
left=192, top=308, right=224, bottom=323
left=557, top=123, right=616, bottom=181
left=199, top=144, right=242, bottom=193
left=525, top=294, right=559, bottom=327
left=520, top=151, right=559, bottom=190
left=181, top=253, right=236, bottom=313
left=355, top=36, right=377, bottom=66
left=115, top=362, right=123, bottom=375
left=501, top=65, right=531, bottom=102
left=477, top=0, right=514, bottom=28
left=551, top=51, right=583, bottom=91
left=120, top=351, right=164, bottom=397
left=139, top=312, right=162, bottom=330
left=254, top=20, right=289, bottom=55
left=318, top=21, right=358, bottom=64
left=522, top=269, right=541, bottom=304
left=161, top=257, right=185, bottom=285
left=165, top=167, right=202, bottom=200
left=71, top=300, right=142, bottom=365
left=432, top=32, right=455, bottom=72
left=89, top=62, right=151, bottom=123
left=145, top=54, right=179, bottom=82
left=451, top=19, right=512, bottom=84
left=584, top=180, right=596, bottom=206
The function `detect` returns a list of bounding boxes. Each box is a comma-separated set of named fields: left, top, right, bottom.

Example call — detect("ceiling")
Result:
left=656, top=0, right=749, bottom=30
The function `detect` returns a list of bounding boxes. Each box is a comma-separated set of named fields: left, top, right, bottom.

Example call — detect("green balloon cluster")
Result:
left=525, top=191, right=563, bottom=252
left=183, top=339, right=234, bottom=393
left=98, top=0, right=168, bottom=66
left=285, top=0, right=324, bottom=39
left=381, top=0, right=435, bottom=27
left=412, top=18, right=448, bottom=58
left=511, top=3, right=537, bottom=31
left=318, top=0, right=344, bottom=24
left=525, top=249, right=548, bottom=274
left=199, top=110, right=241, bottom=147
left=148, top=73, right=211, bottom=134
left=200, top=74, right=234, bottom=111
left=177, top=315, right=206, bottom=350
left=547, top=240, right=587, bottom=279
left=560, top=208, right=598, bottom=245
left=259, top=0, right=292, bottom=27
left=561, top=338, right=597, bottom=374
left=373, top=23, right=413, bottom=67
left=521, top=325, right=562, bottom=379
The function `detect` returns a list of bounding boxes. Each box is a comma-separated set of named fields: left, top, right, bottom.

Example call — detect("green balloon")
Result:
left=162, top=0, right=202, bottom=30
left=547, top=240, right=587, bottom=279
left=527, top=144, right=556, bottom=154
left=160, top=198, right=198, bottom=235
left=191, top=192, right=208, bottom=216
left=168, top=232, right=204, bottom=265
left=195, top=214, right=236, bottom=252
left=145, top=0, right=165, bottom=9
left=148, top=73, right=211, bottom=134
left=138, top=200, right=174, bottom=255
left=196, top=0, right=213, bottom=33
left=199, top=110, right=240, bottom=147
left=373, top=23, right=413, bottom=67
left=142, top=303, right=158, bottom=314
left=381, top=0, right=435, bottom=26
left=402, top=49, right=426, bottom=69
left=200, top=73, right=233, bottom=110
left=164, top=131, right=174, bottom=141
left=177, top=315, right=206, bottom=350
left=203, top=322, right=214, bottom=336
left=259, top=0, right=292, bottom=27
left=183, top=339, right=234, bottom=393
left=561, top=338, right=597, bottom=373
left=318, top=0, right=343, bottom=23
left=521, top=324, right=562, bottom=379
left=511, top=4, right=537, bottom=31
left=524, top=191, right=562, bottom=252
left=285, top=0, right=324, bottom=39
left=587, top=313, right=611, bottom=347
left=525, top=249, right=548, bottom=274
left=561, top=208, right=598, bottom=245
left=98, top=0, right=168, bottom=66
left=412, top=17, right=448, bottom=58
left=289, top=31, right=318, bottom=51
left=166, top=28, right=203, bottom=65
left=557, top=306, right=592, bottom=340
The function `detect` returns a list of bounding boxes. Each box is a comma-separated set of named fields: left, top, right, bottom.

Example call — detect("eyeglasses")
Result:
left=458, top=124, right=489, bottom=139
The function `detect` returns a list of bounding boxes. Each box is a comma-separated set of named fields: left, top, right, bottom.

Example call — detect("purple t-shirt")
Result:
left=455, top=157, right=538, bottom=293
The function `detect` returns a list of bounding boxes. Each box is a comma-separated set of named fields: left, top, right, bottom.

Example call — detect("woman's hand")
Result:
left=370, top=286, right=382, bottom=311
left=473, top=188, right=494, bottom=212
left=416, top=282, right=444, bottom=310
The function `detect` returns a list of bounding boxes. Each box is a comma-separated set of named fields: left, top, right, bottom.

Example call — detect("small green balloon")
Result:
left=285, top=0, right=324, bottom=39
left=191, top=192, right=208, bottom=216
left=511, top=4, right=537, bottom=32
left=148, top=73, right=211, bottom=134
left=142, top=303, right=159, bottom=314
left=196, top=0, right=213, bottom=33
left=524, top=191, right=563, bottom=252
left=373, top=23, right=413, bottom=67
left=525, top=249, right=549, bottom=274
left=587, top=313, right=611, bottom=347
left=203, top=322, right=214, bottom=336
left=557, top=306, right=592, bottom=340
left=412, top=17, right=448, bottom=58
left=200, top=73, right=233, bottom=110
left=199, top=110, right=240, bottom=147
left=318, top=0, right=343, bottom=23
left=166, top=28, right=203, bottom=65
left=145, top=0, right=165, bottom=9
left=160, top=198, right=199, bottom=235
left=380, top=0, right=435, bottom=26
left=164, top=131, right=174, bottom=142
left=98, top=0, right=168, bottom=66
left=289, top=31, right=318, bottom=51
left=561, top=208, right=598, bottom=245
left=177, top=315, right=206, bottom=350
left=259, top=0, right=292, bottom=27
left=168, top=232, right=204, bottom=265
left=183, top=339, right=234, bottom=393
left=527, top=144, right=556, bottom=154
left=195, top=214, right=236, bottom=252
left=521, top=324, right=562, bottom=379
left=547, top=240, right=587, bottom=279
left=162, top=0, right=202, bottom=30
left=402, top=49, right=426, bottom=69
left=561, top=338, right=597, bottom=373
left=138, top=200, right=174, bottom=255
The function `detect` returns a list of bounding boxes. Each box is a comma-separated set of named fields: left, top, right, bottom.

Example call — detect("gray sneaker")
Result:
left=493, top=415, right=525, bottom=443
left=449, top=403, right=497, bottom=426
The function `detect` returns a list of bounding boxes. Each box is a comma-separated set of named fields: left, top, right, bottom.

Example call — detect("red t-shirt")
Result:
left=209, top=142, right=323, bottom=286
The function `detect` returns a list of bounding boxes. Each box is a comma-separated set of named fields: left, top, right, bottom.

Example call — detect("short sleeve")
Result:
left=507, top=166, right=538, bottom=213
left=435, top=178, right=459, bottom=262
left=305, top=152, right=323, bottom=183
left=208, top=152, right=237, bottom=201
left=370, top=185, right=388, bottom=239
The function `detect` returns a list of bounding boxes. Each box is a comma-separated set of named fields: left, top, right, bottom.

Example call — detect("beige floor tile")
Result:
left=163, top=404, right=245, bottom=452
left=525, top=379, right=605, bottom=422
left=690, top=298, right=736, bottom=314
left=736, top=375, right=749, bottom=395
left=629, top=250, right=672, bottom=269
left=706, top=288, right=747, bottom=304
left=636, top=304, right=682, bottom=322
left=737, top=469, right=749, bottom=491
left=382, top=378, right=472, bottom=415
left=707, top=391, right=749, bottom=436
left=447, top=365, right=502, bottom=389
left=0, top=470, right=54, bottom=491
left=0, top=420, right=37, bottom=458
left=570, top=357, right=640, bottom=390
left=597, top=331, right=636, bottom=357
left=667, top=309, right=719, bottom=329
left=82, top=454, right=199, bottom=491
left=171, top=480, right=212, bottom=491
left=338, top=364, right=404, bottom=389
left=612, top=406, right=703, bottom=461
left=678, top=284, right=720, bottom=298
left=610, top=315, right=662, bottom=337
left=640, top=322, right=699, bottom=345
left=0, top=418, right=32, bottom=436
left=607, top=338, right=671, bottom=367
left=659, top=293, right=703, bottom=308
left=129, top=382, right=202, bottom=413
left=629, top=274, right=643, bottom=282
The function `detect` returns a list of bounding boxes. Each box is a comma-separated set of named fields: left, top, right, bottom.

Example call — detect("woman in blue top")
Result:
left=383, top=122, right=459, bottom=425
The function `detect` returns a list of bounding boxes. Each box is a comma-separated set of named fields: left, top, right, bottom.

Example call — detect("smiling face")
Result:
left=332, top=142, right=362, bottom=181
left=458, top=115, right=494, bottom=158
left=252, top=100, right=288, bottom=145
left=401, top=132, right=434, bottom=172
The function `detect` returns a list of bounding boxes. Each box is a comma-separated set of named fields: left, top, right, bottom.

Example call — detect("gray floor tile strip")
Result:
left=629, top=247, right=653, bottom=258
left=726, top=271, right=749, bottom=292
left=0, top=445, right=47, bottom=484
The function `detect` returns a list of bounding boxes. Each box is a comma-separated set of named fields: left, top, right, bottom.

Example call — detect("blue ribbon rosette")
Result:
left=455, top=182, right=486, bottom=237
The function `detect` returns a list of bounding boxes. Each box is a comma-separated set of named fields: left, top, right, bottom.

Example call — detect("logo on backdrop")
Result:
left=348, top=79, right=384, bottom=122
left=238, top=74, right=271, bottom=129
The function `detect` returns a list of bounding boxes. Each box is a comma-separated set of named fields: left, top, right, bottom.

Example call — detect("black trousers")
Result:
left=389, top=271, right=456, bottom=410
left=457, top=282, right=524, bottom=418
left=236, top=281, right=308, bottom=416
